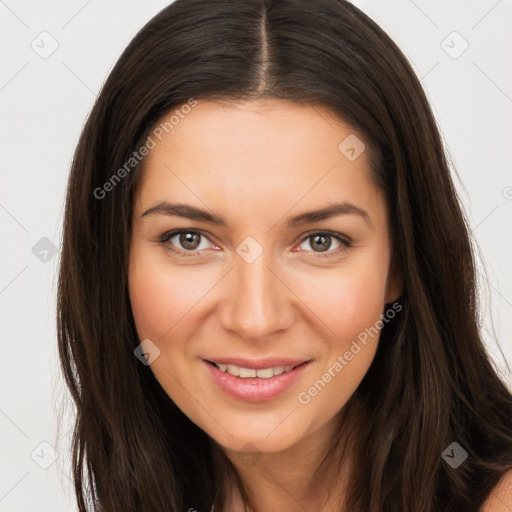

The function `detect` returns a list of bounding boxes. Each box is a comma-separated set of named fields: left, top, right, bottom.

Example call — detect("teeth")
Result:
left=240, top=367, right=257, bottom=378
left=226, top=364, right=239, bottom=376
left=256, top=368, right=273, bottom=378
left=214, top=363, right=299, bottom=378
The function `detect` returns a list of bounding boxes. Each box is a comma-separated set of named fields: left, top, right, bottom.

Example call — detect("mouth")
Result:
left=203, top=358, right=312, bottom=402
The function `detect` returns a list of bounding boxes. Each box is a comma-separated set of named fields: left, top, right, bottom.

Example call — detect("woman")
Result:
left=57, top=0, right=512, bottom=510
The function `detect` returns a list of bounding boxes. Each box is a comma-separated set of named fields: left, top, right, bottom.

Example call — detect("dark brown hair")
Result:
left=57, top=0, right=512, bottom=510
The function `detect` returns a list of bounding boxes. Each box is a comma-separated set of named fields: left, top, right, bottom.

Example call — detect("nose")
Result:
left=219, top=252, right=294, bottom=342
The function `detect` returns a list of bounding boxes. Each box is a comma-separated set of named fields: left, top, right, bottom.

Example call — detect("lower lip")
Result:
left=203, top=360, right=311, bottom=403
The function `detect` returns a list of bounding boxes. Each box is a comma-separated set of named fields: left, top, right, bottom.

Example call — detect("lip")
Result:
left=203, top=358, right=312, bottom=403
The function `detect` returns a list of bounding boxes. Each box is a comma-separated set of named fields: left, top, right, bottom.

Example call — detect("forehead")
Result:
left=134, top=99, right=383, bottom=220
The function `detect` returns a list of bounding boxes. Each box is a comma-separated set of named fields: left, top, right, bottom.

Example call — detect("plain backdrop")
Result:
left=1, top=1, right=511, bottom=510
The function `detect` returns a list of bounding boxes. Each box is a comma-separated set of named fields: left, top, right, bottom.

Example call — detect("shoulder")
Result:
left=481, top=469, right=512, bottom=511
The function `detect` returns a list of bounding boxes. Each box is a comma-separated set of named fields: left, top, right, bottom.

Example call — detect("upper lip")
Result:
left=204, top=357, right=310, bottom=370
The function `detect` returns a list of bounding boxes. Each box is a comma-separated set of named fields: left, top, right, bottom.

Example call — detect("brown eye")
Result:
left=309, top=234, right=333, bottom=252
left=179, top=232, right=201, bottom=250
left=297, top=231, right=351, bottom=255
left=159, top=230, right=215, bottom=253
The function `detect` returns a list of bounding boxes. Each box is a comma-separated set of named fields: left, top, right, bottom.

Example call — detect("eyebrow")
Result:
left=287, top=202, right=371, bottom=228
left=141, top=202, right=226, bottom=224
left=141, top=201, right=372, bottom=228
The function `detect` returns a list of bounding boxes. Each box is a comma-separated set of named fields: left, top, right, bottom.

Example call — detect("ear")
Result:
left=385, top=255, right=403, bottom=304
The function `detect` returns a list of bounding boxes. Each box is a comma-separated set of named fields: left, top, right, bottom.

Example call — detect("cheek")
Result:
left=129, top=257, right=212, bottom=341
left=296, top=264, right=388, bottom=345
left=129, top=265, right=172, bottom=340
left=335, top=279, right=384, bottom=346
left=291, top=261, right=388, bottom=402
left=293, top=273, right=385, bottom=423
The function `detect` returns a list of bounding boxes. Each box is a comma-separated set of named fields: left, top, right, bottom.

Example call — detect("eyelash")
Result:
left=156, top=229, right=352, bottom=258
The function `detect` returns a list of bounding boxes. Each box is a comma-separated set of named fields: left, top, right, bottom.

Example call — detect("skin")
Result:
left=129, top=99, right=401, bottom=511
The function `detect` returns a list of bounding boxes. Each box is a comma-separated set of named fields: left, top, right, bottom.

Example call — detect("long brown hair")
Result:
left=57, top=0, right=512, bottom=510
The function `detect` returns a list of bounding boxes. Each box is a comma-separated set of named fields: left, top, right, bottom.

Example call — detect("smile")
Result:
left=209, top=361, right=301, bottom=379
left=203, top=359, right=311, bottom=402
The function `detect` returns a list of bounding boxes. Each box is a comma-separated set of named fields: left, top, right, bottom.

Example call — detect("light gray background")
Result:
left=1, top=1, right=511, bottom=510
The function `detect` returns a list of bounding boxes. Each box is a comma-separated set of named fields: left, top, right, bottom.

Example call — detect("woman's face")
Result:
left=129, top=99, right=400, bottom=456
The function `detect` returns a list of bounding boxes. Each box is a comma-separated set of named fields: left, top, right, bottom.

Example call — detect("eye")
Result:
left=297, top=230, right=351, bottom=255
left=158, top=229, right=216, bottom=255
left=157, top=229, right=351, bottom=258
